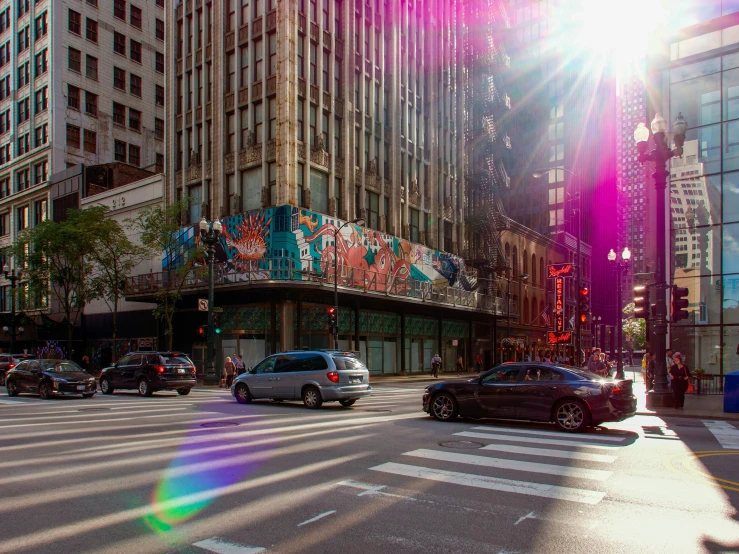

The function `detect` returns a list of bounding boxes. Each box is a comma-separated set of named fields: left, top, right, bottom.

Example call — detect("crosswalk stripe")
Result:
left=370, top=462, right=606, bottom=504
left=402, top=449, right=612, bottom=481
left=454, top=431, right=621, bottom=450
left=703, top=420, right=739, bottom=449
left=192, top=537, right=265, bottom=553
left=470, top=426, right=626, bottom=442
left=480, top=443, right=618, bottom=463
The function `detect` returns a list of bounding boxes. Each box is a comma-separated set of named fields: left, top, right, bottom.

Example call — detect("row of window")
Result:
left=0, top=200, right=47, bottom=237
left=0, top=161, right=47, bottom=196
left=68, top=46, right=164, bottom=82
left=66, top=124, right=97, bottom=154
left=16, top=123, right=47, bottom=156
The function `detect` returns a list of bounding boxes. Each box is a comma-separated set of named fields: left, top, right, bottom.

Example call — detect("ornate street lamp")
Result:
left=608, top=247, right=631, bottom=379
left=333, top=218, right=363, bottom=347
left=2, top=263, right=23, bottom=354
left=634, top=112, right=687, bottom=408
left=199, top=217, right=222, bottom=385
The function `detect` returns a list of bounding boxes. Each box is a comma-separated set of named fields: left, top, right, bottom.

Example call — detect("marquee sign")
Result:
left=547, top=263, right=574, bottom=279
left=547, top=331, right=572, bottom=345
left=554, top=277, right=565, bottom=332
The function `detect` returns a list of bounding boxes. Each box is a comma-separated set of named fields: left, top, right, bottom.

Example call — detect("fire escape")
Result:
left=464, top=0, right=511, bottom=301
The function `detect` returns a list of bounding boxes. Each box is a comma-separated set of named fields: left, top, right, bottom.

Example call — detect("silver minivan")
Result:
left=231, top=350, right=372, bottom=408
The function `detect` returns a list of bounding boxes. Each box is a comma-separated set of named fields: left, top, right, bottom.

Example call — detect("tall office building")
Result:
left=0, top=0, right=165, bottom=256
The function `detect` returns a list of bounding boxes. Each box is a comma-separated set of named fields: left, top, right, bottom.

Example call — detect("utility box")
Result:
left=724, top=371, right=739, bottom=413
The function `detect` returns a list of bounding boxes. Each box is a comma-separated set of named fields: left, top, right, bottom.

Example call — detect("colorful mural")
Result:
left=167, top=206, right=478, bottom=292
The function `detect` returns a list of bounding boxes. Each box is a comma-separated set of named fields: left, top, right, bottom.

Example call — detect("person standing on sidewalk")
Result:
left=224, top=357, right=236, bottom=388
left=475, top=353, right=482, bottom=372
left=669, top=352, right=691, bottom=409
left=233, top=354, right=245, bottom=375
left=587, top=348, right=601, bottom=373
left=456, top=354, right=464, bottom=373
left=431, top=353, right=442, bottom=378
left=665, top=349, right=674, bottom=387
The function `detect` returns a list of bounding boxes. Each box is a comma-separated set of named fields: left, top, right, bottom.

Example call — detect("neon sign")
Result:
left=555, top=277, right=565, bottom=332
left=547, top=331, right=572, bottom=345
left=548, top=263, right=574, bottom=278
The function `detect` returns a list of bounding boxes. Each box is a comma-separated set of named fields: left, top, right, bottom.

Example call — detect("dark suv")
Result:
left=0, top=354, right=36, bottom=386
left=99, top=352, right=196, bottom=397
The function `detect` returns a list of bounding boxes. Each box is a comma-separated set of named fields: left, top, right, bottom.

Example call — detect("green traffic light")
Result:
left=215, top=327, right=221, bottom=334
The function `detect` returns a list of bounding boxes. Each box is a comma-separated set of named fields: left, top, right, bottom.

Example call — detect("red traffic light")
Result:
left=579, top=287, right=589, bottom=297
left=198, top=325, right=206, bottom=336
left=327, top=307, right=336, bottom=315
left=580, top=313, right=588, bottom=323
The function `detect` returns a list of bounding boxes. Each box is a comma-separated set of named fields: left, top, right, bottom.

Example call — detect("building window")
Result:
left=0, top=178, right=8, bottom=200
left=155, top=52, right=164, bottom=73
left=129, top=108, right=141, bottom=131
left=67, top=84, right=80, bottom=110
left=0, top=76, right=9, bottom=100
left=34, top=87, right=48, bottom=112
left=128, top=144, right=140, bottom=166
left=86, top=55, right=98, bottom=80
left=130, top=73, right=141, bottom=97
left=409, top=208, right=419, bottom=242
left=366, top=191, right=379, bottom=229
left=254, top=38, right=263, bottom=80
left=155, top=118, right=164, bottom=140
left=113, top=102, right=126, bottom=126
left=254, top=102, right=263, bottom=143
left=0, top=144, right=9, bottom=165
left=68, top=9, right=81, bottom=35
left=0, top=42, right=9, bottom=69
left=18, top=62, right=29, bottom=87
left=130, top=39, right=141, bottom=63
left=17, top=169, right=30, bottom=192
left=17, top=207, right=28, bottom=232
left=33, top=200, right=46, bottom=225
left=85, top=91, right=98, bottom=116
left=0, top=213, right=7, bottom=237
left=130, top=5, right=142, bottom=29
left=114, top=32, right=126, bottom=55
left=84, top=129, right=96, bottom=153
left=114, top=140, right=127, bottom=162
left=34, top=12, right=47, bottom=39
left=17, top=26, right=29, bottom=53
left=34, top=161, right=47, bottom=184
left=297, top=101, right=304, bottom=141
left=114, top=0, right=126, bottom=20
left=34, top=49, right=48, bottom=75
left=114, top=67, right=126, bottom=90
left=86, top=18, right=98, bottom=42
left=68, top=47, right=81, bottom=72
left=268, top=98, right=276, bottom=140
left=34, top=123, right=47, bottom=147
left=156, top=85, right=164, bottom=106
left=0, top=110, right=9, bottom=134
left=156, top=18, right=164, bottom=41
left=17, top=133, right=29, bottom=155
left=66, top=124, right=81, bottom=149
left=18, top=98, right=29, bottom=123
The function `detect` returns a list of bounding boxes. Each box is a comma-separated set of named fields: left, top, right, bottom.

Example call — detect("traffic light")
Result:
left=672, top=286, right=690, bottom=321
left=579, top=287, right=590, bottom=324
left=214, top=314, right=222, bottom=334
left=327, top=306, right=337, bottom=332
left=198, top=325, right=206, bottom=336
left=633, top=285, right=649, bottom=320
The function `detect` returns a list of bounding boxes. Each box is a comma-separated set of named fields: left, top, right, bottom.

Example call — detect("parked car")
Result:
left=231, top=350, right=372, bottom=408
left=99, top=351, right=196, bottom=397
left=0, top=353, right=36, bottom=386
left=5, top=359, right=96, bottom=399
left=422, top=363, right=636, bottom=432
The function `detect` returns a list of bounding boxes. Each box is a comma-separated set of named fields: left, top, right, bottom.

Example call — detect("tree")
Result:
left=130, top=199, right=205, bottom=350
left=622, top=302, right=647, bottom=349
left=12, top=210, right=100, bottom=353
left=84, top=206, right=145, bottom=363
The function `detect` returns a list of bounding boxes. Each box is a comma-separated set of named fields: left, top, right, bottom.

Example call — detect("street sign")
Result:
left=554, top=277, right=565, bottom=332
left=547, top=331, right=572, bottom=345
left=213, top=307, right=223, bottom=313
left=452, top=339, right=458, bottom=346
left=198, top=299, right=208, bottom=312
left=634, top=272, right=655, bottom=280
left=547, top=263, right=574, bottom=279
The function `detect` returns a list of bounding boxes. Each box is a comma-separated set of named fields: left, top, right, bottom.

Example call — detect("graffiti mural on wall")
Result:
left=165, top=206, right=478, bottom=291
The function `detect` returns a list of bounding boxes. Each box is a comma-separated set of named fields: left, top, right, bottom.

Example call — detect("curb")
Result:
left=636, top=410, right=739, bottom=421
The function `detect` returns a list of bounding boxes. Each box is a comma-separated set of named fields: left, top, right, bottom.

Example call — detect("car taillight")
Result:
left=154, top=365, right=165, bottom=373
left=611, top=383, right=624, bottom=395
left=326, top=371, right=340, bottom=383
left=8, top=364, right=15, bottom=369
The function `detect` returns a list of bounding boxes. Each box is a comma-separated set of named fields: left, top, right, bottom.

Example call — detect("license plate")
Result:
left=76, top=385, right=85, bottom=390
left=177, top=368, right=185, bottom=374
left=349, top=378, right=361, bottom=384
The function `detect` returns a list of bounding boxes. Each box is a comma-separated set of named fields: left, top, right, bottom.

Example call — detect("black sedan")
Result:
left=5, top=359, right=96, bottom=399
left=422, top=363, right=636, bottom=432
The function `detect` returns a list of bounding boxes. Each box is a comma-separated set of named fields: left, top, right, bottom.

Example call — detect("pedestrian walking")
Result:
left=81, top=354, right=91, bottom=374
left=431, top=353, right=442, bottom=378
left=587, top=348, right=601, bottom=373
left=224, top=357, right=236, bottom=388
left=669, top=352, right=691, bottom=409
left=475, top=354, right=482, bottom=372
left=665, top=349, right=674, bottom=387
left=237, top=354, right=246, bottom=374
left=456, top=355, right=464, bottom=373
left=233, top=353, right=245, bottom=375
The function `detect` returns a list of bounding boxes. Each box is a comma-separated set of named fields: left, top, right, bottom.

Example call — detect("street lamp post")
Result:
left=608, top=247, right=631, bottom=379
left=2, top=264, right=23, bottom=354
left=595, top=315, right=602, bottom=349
left=199, top=217, right=222, bottom=386
left=634, top=112, right=687, bottom=408
left=506, top=271, right=528, bottom=361
left=533, top=167, right=582, bottom=363
left=333, top=218, right=364, bottom=347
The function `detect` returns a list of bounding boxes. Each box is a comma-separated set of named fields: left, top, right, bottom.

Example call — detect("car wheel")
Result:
left=138, top=378, right=153, bottom=397
left=302, top=386, right=323, bottom=409
left=6, top=380, right=18, bottom=397
left=177, top=388, right=191, bottom=396
left=83, top=393, right=94, bottom=398
left=100, top=377, right=114, bottom=395
left=431, top=392, right=458, bottom=421
left=234, top=383, right=252, bottom=404
left=39, top=382, right=53, bottom=400
left=554, top=399, right=590, bottom=433
left=338, top=399, right=356, bottom=407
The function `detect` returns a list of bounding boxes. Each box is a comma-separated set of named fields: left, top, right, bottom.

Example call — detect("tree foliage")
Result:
left=622, top=302, right=647, bottom=349
left=130, top=199, right=205, bottom=350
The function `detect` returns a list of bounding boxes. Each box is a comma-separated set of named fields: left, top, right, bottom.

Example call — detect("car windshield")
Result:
left=40, top=360, right=84, bottom=373
left=160, top=354, right=193, bottom=365
left=331, top=356, right=367, bottom=370
left=557, top=366, right=601, bottom=381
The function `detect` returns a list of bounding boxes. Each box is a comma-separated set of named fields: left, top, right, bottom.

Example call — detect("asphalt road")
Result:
left=0, top=382, right=738, bottom=554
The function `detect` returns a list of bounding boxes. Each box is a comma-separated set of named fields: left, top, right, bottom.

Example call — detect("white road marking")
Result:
left=0, top=400, right=23, bottom=404
left=370, top=462, right=606, bottom=504
left=192, top=537, right=265, bottom=554
left=454, top=431, right=621, bottom=450
left=403, top=449, right=612, bottom=481
left=703, top=420, right=739, bottom=449
left=514, top=511, right=536, bottom=525
left=470, top=426, right=627, bottom=442
left=297, top=510, right=336, bottom=526
left=480, top=444, right=618, bottom=463
left=334, top=480, right=416, bottom=500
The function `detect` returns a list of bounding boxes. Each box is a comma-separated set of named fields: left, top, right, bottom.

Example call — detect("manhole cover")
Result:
left=439, top=440, right=483, bottom=449
left=362, top=409, right=392, bottom=413
left=199, top=421, right=240, bottom=428
left=77, top=408, right=111, bottom=412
